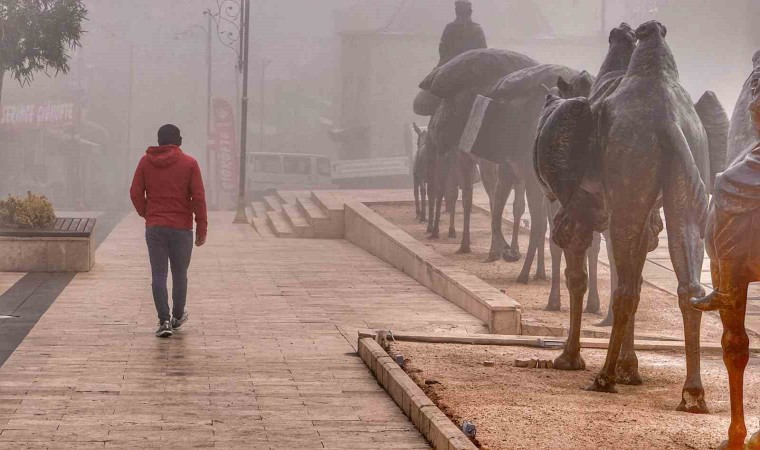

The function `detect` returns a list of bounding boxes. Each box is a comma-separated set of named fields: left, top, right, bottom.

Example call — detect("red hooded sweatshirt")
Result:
left=130, top=145, right=208, bottom=237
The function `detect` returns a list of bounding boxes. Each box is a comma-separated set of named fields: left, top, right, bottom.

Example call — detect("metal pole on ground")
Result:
left=233, top=0, right=251, bottom=224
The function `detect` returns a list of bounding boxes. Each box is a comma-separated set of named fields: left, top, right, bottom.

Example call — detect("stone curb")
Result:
left=358, top=336, right=478, bottom=450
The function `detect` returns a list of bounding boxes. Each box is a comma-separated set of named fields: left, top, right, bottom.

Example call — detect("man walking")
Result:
left=438, top=0, right=488, bottom=67
left=130, top=124, right=208, bottom=338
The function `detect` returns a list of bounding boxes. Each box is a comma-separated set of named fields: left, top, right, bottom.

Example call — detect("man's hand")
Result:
left=195, top=234, right=207, bottom=247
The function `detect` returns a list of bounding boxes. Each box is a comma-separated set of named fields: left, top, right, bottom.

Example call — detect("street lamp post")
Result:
left=233, top=0, right=251, bottom=224
left=206, top=0, right=250, bottom=223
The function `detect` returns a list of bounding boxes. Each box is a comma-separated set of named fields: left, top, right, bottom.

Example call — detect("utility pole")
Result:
left=233, top=0, right=251, bottom=224
left=204, top=9, right=213, bottom=184
left=260, top=58, right=272, bottom=154
left=127, top=43, right=134, bottom=172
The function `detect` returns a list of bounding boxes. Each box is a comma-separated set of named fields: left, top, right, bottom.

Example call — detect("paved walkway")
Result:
left=0, top=213, right=485, bottom=449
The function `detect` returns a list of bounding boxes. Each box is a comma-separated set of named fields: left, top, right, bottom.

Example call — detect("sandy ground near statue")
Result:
left=392, top=341, right=759, bottom=450
left=371, top=202, right=760, bottom=345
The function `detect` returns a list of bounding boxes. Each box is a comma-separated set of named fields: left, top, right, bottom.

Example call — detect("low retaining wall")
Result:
left=0, top=236, right=94, bottom=272
left=358, top=336, right=477, bottom=450
left=344, top=201, right=521, bottom=334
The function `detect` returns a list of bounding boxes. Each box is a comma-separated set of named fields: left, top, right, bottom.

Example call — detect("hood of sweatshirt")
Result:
left=145, top=145, right=183, bottom=168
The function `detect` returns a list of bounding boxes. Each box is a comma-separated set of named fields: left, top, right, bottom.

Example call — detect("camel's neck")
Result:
left=596, top=42, right=635, bottom=79
left=625, top=36, right=678, bottom=79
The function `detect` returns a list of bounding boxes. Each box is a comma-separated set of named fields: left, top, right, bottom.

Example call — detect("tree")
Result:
left=0, top=0, right=87, bottom=104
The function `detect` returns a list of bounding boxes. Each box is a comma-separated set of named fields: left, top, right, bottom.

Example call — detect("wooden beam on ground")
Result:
left=358, top=330, right=759, bottom=357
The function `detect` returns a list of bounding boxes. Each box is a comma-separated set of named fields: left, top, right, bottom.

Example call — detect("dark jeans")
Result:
left=146, top=226, right=193, bottom=323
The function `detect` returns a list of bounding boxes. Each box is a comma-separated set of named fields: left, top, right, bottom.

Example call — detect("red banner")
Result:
left=210, top=99, right=239, bottom=195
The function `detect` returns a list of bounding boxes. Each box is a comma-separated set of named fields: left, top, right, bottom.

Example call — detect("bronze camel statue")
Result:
left=421, top=49, right=537, bottom=245
left=535, top=21, right=729, bottom=414
left=691, top=52, right=760, bottom=450
left=546, top=25, right=728, bottom=324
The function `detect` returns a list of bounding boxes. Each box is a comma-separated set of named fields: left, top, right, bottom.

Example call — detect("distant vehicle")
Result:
left=330, top=156, right=412, bottom=181
left=326, top=123, right=416, bottom=189
left=246, top=152, right=335, bottom=196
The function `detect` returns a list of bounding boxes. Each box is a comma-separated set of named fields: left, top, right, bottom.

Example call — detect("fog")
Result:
left=1, top=0, right=758, bottom=211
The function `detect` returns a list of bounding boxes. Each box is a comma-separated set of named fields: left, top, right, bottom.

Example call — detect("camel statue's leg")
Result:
left=588, top=205, right=655, bottom=393
left=419, top=180, right=427, bottom=223
left=429, top=153, right=449, bottom=239
left=585, top=232, right=602, bottom=314
left=479, top=160, right=496, bottom=199
left=546, top=199, right=562, bottom=311
left=596, top=231, right=616, bottom=326
left=485, top=165, right=514, bottom=262
left=616, top=310, right=642, bottom=385
left=457, top=155, right=474, bottom=252
left=511, top=181, right=526, bottom=258
left=517, top=180, right=547, bottom=284
left=414, top=177, right=421, bottom=220
left=661, top=169, right=709, bottom=414
left=426, top=154, right=437, bottom=234
left=447, top=183, right=459, bottom=239
left=719, top=286, right=750, bottom=450
left=553, top=247, right=588, bottom=370
left=430, top=187, right=443, bottom=239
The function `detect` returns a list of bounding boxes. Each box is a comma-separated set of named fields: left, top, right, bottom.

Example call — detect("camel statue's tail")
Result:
left=695, top=91, right=730, bottom=194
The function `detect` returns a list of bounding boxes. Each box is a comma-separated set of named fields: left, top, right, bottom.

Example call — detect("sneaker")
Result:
left=172, top=312, right=189, bottom=330
left=155, top=321, right=173, bottom=338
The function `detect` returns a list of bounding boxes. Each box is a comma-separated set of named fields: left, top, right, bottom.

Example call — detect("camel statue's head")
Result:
left=557, top=71, right=595, bottom=100
left=412, top=122, right=428, bottom=150
left=635, top=21, right=667, bottom=40
left=609, top=22, right=637, bottom=47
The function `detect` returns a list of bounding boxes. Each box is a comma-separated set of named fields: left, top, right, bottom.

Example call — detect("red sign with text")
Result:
left=210, top=99, right=239, bottom=195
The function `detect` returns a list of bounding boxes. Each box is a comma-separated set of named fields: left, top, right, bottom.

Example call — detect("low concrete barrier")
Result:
left=0, top=218, right=96, bottom=272
left=344, top=201, right=521, bottom=334
left=0, top=236, right=94, bottom=272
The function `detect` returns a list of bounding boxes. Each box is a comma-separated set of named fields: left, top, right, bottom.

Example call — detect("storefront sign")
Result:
left=1, top=103, right=75, bottom=129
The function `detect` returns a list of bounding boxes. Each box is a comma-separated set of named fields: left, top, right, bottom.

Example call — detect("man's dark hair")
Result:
left=157, top=124, right=182, bottom=146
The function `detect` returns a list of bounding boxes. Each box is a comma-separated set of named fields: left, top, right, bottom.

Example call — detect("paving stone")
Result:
left=0, top=212, right=488, bottom=447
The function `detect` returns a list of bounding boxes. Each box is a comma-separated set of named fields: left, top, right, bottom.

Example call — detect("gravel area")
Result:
left=392, top=341, right=760, bottom=450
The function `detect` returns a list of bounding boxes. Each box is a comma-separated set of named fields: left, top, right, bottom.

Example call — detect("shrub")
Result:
left=0, top=192, right=56, bottom=229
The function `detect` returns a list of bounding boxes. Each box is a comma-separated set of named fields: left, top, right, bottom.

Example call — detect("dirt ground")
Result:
left=371, top=202, right=759, bottom=345
left=392, top=341, right=759, bottom=450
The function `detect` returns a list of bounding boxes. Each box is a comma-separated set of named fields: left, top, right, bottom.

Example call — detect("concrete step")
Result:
left=296, top=197, right=327, bottom=223
left=297, top=197, right=331, bottom=238
left=312, top=191, right=343, bottom=215
left=277, top=190, right=311, bottom=205
left=266, top=211, right=295, bottom=238
left=311, top=191, right=345, bottom=238
left=250, top=201, right=268, bottom=219
left=282, top=204, right=313, bottom=238
left=264, top=196, right=283, bottom=212
left=251, top=217, right=275, bottom=237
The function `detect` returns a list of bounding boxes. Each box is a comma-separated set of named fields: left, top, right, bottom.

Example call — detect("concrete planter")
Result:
left=0, top=218, right=96, bottom=273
